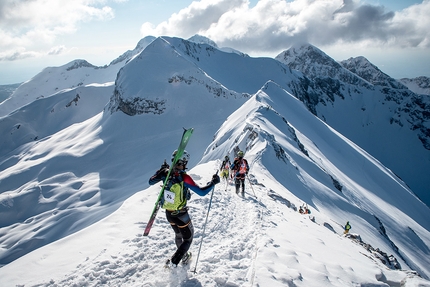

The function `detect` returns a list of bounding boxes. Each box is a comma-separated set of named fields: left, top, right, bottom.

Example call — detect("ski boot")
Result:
left=181, top=252, right=192, bottom=265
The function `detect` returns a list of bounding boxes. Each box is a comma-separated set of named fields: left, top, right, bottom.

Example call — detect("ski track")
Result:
left=27, top=164, right=268, bottom=287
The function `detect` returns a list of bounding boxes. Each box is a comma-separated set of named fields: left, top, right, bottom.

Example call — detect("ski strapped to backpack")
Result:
left=143, top=128, right=194, bottom=236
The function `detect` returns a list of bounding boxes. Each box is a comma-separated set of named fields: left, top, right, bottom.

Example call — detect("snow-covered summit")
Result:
left=276, top=42, right=430, bottom=208
left=0, top=38, right=156, bottom=118
left=188, top=34, right=248, bottom=57
left=0, top=59, right=117, bottom=117
left=109, top=35, right=156, bottom=66
left=188, top=34, right=219, bottom=48
left=341, top=56, right=407, bottom=89
left=275, top=43, right=370, bottom=87
left=108, top=36, right=302, bottom=116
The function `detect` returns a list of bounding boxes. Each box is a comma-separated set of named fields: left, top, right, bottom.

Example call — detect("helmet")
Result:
left=237, top=150, right=244, bottom=157
left=172, top=150, right=190, bottom=164
left=225, top=155, right=230, bottom=160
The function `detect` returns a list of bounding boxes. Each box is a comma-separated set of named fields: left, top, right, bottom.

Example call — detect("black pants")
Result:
left=235, top=175, right=245, bottom=193
left=165, top=209, right=194, bottom=265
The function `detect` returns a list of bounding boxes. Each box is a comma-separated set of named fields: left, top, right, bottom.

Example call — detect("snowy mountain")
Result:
left=1, top=36, right=430, bottom=286
left=188, top=34, right=248, bottom=57
left=399, top=76, right=430, bottom=96
left=276, top=44, right=430, bottom=207
left=340, top=56, right=407, bottom=89
left=0, top=36, right=155, bottom=118
left=0, top=83, right=21, bottom=104
left=188, top=34, right=219, bottom=48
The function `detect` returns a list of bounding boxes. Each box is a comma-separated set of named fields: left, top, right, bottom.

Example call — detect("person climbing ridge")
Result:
left=219, top=155, right=231, bottom=183
left=344, top=221, right=351, bottom=234
left=148, top=150, right=220, bottom=268
left=230, top=150, right=249, bottom=196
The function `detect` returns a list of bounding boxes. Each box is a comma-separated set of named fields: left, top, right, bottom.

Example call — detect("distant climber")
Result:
left=299, top=204, right=311, bottom=214
left=219, top=155, right=231, bottom=183
left=230, top=150, right=249, bottom=196
left=344, top=221, right=351, bottom=234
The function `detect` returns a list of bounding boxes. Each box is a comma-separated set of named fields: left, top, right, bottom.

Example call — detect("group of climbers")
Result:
left=148, top=145, right=352, bottom=268
left=147, top=149, right=249, bottom=268
left=299, top=204, right=311, bottom=214
left=219, top=151, right=249, bottom=196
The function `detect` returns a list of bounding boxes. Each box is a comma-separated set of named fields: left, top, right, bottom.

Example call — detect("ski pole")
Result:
left=192, top=172, right=217, bottom=274
left=246, top=173, right=257, bottom=198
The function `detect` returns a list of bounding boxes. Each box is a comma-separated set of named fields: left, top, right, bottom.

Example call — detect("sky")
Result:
left=0, top=0, right=429, bottom=85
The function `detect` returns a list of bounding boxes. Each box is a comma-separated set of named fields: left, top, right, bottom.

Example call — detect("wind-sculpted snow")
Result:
left=0, top=84, right=113, bottom=157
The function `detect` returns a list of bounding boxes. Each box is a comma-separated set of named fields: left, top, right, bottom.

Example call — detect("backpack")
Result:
left=234, top=158, right=248, bottom=174
left=221, top=160, right=230, bottom=170
left=162, top=175, right=188, bottom=210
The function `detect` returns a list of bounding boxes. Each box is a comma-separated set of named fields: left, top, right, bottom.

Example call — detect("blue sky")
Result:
left=0, top=0, right=429, bottom=85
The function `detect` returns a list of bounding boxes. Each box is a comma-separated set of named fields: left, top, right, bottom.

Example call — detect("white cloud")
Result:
left=48, top=45, right=67, bottom=56
left=0, top=48, right=40, bottom=61
left=140, top=0, right=430, bottom=54
left=140, top=0, right=247, bottom=38
left=0, top=0, right=114, bottom=61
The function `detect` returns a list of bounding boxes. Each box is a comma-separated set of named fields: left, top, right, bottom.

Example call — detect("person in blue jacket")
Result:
left=149, top=150, right=220, bottom=267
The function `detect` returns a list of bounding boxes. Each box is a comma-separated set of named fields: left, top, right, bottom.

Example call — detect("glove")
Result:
left=211, top=174, right=220, bottom=185
left=161, top=161, right=169, bottom=170
left=156, top=161, right=169, bottom=174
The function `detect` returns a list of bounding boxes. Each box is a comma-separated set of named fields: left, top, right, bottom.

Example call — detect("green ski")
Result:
left=143, top=128, right=194, bottom=236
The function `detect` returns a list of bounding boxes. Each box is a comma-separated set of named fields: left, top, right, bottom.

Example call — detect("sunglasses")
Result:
left=176, top=160, right=187, bottom=166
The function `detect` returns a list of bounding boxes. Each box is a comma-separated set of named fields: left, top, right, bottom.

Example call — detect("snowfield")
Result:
left=1, top=36, right=429, bottom=287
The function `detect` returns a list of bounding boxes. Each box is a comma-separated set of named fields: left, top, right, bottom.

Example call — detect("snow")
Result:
left=1, top=36, right=430, bottom=287
left=399, top=76, right=430, bottom=95
left=275, top=42, right=430, bottom=209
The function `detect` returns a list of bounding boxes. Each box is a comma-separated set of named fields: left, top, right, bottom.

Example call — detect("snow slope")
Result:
left=1, top=82, right=429, bottom=286
left=0, top=83, right=113, bottom=157
left=0, top=36, right=155, bottom=118
left=0, top=36, right=430, bottom=287
left=399, top=76, right=430, bottom=95
left=276, top=43, right=430, bottom=207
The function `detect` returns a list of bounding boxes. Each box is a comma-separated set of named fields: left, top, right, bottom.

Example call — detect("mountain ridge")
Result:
left=0, top=35, right=429, bottom=286
left=275, top=42, right=430, bottom=206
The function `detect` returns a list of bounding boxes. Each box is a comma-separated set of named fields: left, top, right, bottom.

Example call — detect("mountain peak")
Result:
left=188, top=34, right=218, bottom=48
left=135, top=36, right=156, bottom=50
left=277, top=43, right=341, bottom=70
left=275, top=43, right=348, bottom=81
left=340, top=56, right=406, bottom=89
left=109, top=36, right=156, bottom=66
left=65, top=59, right=96, bottom=71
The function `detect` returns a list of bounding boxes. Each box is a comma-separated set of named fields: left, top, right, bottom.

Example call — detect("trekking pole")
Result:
left=192, top=171, right=217, bottom=274
left=246, top=173, right=257, bottom=198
